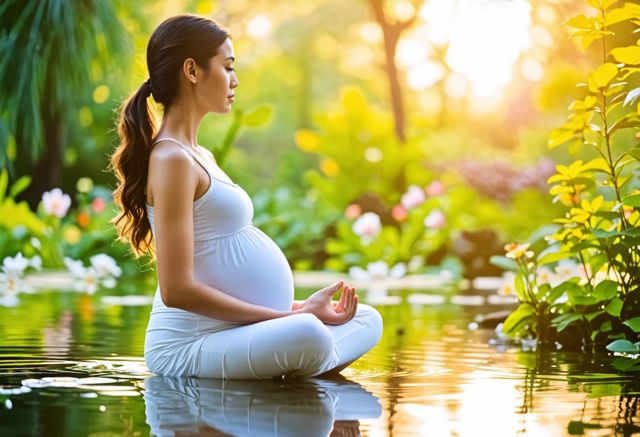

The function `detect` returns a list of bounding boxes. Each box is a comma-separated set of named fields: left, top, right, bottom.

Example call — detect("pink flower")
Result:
left=424, top=209, right=446, bottom=229
left=41, top=188, right=71, bottom=218
left=344, top=203, right=362, bottom=220
left=426, top=180, right=445, bottom=197
left=91, top=197, right=107, bottom=213
left=401, top=185, right=426, bottom=210
left=391, top=204, right=408, bottom=222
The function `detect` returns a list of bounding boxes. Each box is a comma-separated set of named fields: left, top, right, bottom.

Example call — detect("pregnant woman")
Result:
left=108, top=14, right=383, bottom=379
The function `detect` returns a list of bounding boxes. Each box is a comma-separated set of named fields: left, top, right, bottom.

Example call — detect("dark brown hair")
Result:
left=109, top=15, right=229, bottom=256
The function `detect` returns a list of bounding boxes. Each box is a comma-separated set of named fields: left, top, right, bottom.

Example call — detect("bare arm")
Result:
left=150, top=143, right=301, bottom=323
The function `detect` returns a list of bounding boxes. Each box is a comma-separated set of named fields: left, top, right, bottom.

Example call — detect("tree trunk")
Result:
left=22, top=110, right=63, bottom=210
left=368, top=0, right=420, bottom=144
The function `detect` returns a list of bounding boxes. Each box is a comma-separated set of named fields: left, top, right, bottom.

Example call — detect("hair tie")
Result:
left=143, top=78, right=153, bottom=97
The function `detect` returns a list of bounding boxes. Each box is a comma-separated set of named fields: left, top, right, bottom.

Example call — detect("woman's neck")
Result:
left=156, top=98, right=204, bottom=148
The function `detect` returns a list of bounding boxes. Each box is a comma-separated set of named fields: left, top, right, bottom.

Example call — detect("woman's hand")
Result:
left=299, top=280, right=358, bottom=325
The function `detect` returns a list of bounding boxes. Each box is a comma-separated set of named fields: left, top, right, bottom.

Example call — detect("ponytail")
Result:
left=108, top=14, right=230, bottom=257
left=109, top=80, right=156, bottom=257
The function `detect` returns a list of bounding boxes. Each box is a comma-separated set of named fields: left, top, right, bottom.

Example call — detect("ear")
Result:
left=182, top=58, right=198, bottom=84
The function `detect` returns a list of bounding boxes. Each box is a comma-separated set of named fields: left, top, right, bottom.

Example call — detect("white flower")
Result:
left=400, top=185, right=426, bottom=210
left=536, top=266, right=562, bottom=287
left=348, top=260, right=406, bottom=306
left=65, top=256, right=121, bottom=294
left=2, top=253, right=29, bottom=276
left=424, top=209, right=446, bottom=229
left=41, top=188, right=71, bottom=218
left=348, top=261, right=406, bottom=280
left=73, top=267, right=99, bottom=295
left=352, top=212, right=381, bottom=242
left=554, top=259, right=579, bottom=281
left=64, top=257, right=86, bottom=277
left=0, top=270, right=26, bottom=306
left=29, top=255, right=42, bottom=271
left=498, top=272, right=516, bottom=296
left=90, top=254, right=122, bottom=278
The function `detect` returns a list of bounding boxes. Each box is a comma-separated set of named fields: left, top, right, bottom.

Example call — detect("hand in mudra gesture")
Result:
left=301, top=280, right=358, bottom=325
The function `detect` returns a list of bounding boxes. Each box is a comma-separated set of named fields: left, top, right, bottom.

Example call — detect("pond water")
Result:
left=0, top=285, right=636, bottom=436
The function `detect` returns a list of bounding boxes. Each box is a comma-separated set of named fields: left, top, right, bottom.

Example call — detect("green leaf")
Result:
left=623, top=317, right=640, bottom=333
left=242, top=105, right=274, bottom=127
left=553, top=313, right=582, bottom=332
left=8, top=175, right=31, bottom=199
left=606, top=339, right=640, bottom=353
left=549, top=281, right=581, bottom=303
left=503, top=304, right=534, bottom=334
left=593, top=280, right=618, bottom=301
left=610, top=46, right=640, bottom=65
left=587, top=63, right=618, bottom=92
left=537, top=251, right=573, bottom=265
left=0, top=168, right=7, bottom=204
left=622, top=194, right=640, bottom=207
left=606, top=297, right=622, bottom=316
left=489, top=255, right=518, bottom=272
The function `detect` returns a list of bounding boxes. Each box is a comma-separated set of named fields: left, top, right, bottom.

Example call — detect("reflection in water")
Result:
left=143, top=375, right=382, bottom=437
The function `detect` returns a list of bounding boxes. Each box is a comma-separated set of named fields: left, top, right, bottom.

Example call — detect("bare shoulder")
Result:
left=150, top=140, right=194, bottom=169
left=147, top=140, right=198, bottom=206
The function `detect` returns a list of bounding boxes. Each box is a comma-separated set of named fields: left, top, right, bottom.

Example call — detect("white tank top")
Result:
left=144, top=138, right=295, bottom=354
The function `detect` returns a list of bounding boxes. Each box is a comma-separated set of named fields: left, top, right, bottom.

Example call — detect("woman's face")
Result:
left=196, top=37, right=239, bottom=114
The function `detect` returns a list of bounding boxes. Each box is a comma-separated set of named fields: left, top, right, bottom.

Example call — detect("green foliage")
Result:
left=296, top=87, right=427, bottom=210
left=500, top=1, right=640, bottom=355
left=0, top=0, right=130, bottom=171
left=251, top=186, right=340, bottom=270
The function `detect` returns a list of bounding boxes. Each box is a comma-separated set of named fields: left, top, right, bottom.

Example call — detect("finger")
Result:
left=350, top=294, right=358, bottom=320
left=324, top=280, right=344, bottom=296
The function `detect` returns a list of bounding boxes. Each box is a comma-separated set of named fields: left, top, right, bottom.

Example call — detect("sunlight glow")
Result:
left=408, top=62, right=444, bottom=90
left=247, top=15, right=272, bottom=38
left=418, top=0, right=532, bottom=98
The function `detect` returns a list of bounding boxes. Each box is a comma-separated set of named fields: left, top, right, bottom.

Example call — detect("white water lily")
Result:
left=352, top=212, right=381, bottom=243
left=349, top=261, right=407, bottom=280
left=74, top=267, right=99, bottom=294
left=0, top=253, right=40, bottom=305
left=400, top=185, right=426, bottom=210
left=41, top=188, right=72, bottom=218
left=0, top=271, right=23, bottom=307
left=348, top=261, right=406, bottom=305
left=2, top=253, right=29, bottom=276
left=90, top=254, right=122, bottom=278
left=64, top=255, right=121, bottom=294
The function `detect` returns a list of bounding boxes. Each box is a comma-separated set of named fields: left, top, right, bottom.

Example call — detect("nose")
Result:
left=231, top=72, right=239, bottom=89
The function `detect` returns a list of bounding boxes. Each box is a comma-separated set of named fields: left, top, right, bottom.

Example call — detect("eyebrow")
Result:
left=226, top=56, right=235, bottom=61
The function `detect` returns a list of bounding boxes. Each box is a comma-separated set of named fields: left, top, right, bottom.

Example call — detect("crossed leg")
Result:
left=195, top=303, right=383, bottom=379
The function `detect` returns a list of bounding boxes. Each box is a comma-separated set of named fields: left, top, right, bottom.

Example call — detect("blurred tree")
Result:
left=0, top=0, right=130, bottom=207
left=368, top=0, right=422, bottom=143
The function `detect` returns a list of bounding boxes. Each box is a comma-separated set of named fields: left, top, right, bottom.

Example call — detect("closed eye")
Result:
left=226, top=67, right=235, bottom=72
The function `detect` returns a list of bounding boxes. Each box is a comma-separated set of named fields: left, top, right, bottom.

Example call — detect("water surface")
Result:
left=0, top=286, right=636, bottom=436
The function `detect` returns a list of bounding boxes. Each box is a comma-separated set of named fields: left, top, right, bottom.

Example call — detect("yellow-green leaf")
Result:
left=610, top=46, right=640, bottom=65
left=565, top=14, right=594, bottom=29
left=588, top=63, right=619, bottom=92
left=583, top=157, right=611, bottom=173
left=242, top=105, right=274, bottom=127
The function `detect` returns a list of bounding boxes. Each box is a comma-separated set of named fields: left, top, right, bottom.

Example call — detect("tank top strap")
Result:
left=152, top=137, right=238, bottom=187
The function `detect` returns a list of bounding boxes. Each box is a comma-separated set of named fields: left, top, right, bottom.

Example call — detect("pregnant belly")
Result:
left=192, top=225, right=295, bottom=313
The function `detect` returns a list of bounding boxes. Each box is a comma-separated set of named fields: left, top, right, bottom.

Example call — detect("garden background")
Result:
left=1, top=0, right=640, bottom=435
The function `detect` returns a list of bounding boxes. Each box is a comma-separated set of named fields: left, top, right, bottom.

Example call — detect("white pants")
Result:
left=145, top=303, right=383, bottom=379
